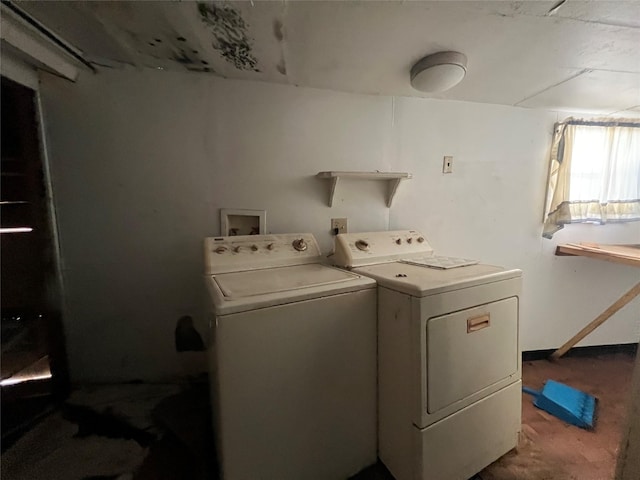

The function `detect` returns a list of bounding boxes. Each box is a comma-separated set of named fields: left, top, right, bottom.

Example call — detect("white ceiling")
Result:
left=16, top=0, right=640, bottom=114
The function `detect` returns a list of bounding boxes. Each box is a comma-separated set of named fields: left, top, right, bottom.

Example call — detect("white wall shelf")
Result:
left=316, top=171, right=412, bottom=207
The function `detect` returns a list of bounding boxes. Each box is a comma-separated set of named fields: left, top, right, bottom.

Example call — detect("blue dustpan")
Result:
left=523, top=380, right=597, bottom=429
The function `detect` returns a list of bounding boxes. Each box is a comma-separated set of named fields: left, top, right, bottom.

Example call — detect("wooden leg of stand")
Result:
left=550, top=282, right=640, bottom=360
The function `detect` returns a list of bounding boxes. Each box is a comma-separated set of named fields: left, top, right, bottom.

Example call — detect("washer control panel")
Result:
left=333, top=230, right=433, bottom=268
left=204, top=233, right=322, bottom=274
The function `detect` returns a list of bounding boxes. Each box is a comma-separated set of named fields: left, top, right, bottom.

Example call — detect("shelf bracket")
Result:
left=328, top=176, right=339, bottom=207
left=387, top=178, right=402, bottom=208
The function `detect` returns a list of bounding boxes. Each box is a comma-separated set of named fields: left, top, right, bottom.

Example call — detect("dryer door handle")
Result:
left=467, top=313, right=490, bottom=333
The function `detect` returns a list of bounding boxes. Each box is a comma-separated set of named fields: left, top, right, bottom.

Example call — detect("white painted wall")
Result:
left=39, top=68, right=640, bottom=382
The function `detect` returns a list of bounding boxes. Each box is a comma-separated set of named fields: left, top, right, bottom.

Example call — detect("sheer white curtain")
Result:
left=543, top=119, right=640, bottom=238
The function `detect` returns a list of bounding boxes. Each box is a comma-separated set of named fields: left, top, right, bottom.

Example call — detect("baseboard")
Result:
left=523, top=343, right=638, bottom=362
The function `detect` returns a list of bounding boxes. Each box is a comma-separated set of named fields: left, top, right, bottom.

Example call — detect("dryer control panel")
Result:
left=204, top=233, right=322, bottom=274
left=333, top=230, right=434, bottom=268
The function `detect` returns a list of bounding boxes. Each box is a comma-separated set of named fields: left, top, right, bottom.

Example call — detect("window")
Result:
left=542, top=118, right=640, bottom=238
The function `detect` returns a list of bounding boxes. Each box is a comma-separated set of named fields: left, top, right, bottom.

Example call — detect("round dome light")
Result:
left=410, top=51, right=467, bottom=93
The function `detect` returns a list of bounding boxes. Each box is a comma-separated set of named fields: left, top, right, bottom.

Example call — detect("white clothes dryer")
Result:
left=204, top=233, right=377, bottom=480
left=333, top=230, right=522, bottom=480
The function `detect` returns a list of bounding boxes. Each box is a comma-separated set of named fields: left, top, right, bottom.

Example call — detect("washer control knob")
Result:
left=233, top=246, right=242, bottom=253
left=214, top=246, right=227, bottom=254
left=267, top=243, right=275, bottom=250
left=292, top=239, right=307, bottom=252
left=417, top=237, right=425, bottom=243
left=407, top=237, right=413, bottom=244
left=251, top=244, right=258, bottom=251
left=355, top=240, right=369, bottom=251
left=396, top=238, right=402, bottom=245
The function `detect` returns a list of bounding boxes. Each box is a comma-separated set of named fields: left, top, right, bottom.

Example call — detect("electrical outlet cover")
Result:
left=331, top=218, right=348, bottom=234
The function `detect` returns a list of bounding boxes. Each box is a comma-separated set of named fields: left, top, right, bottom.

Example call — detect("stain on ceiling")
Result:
left=14, top=0, right=640, bottom=114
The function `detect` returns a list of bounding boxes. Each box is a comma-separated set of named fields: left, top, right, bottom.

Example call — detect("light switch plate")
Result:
left=443, top=156, right=453, bottom=174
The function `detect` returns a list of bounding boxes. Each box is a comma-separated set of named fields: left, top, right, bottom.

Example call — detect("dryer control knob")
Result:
left=407, top=237, right=413, bottom=244
left=251, top=244, right=258, bottom=251
left=267, top=243, right=275, bottom=250
left=233, top=246, right=242, bottom=253
left=215, top=246, right=227, bottom=254
left=292, top=239, right=307, bottom=251
left=355, top=240, right=369, bottom=251
left=417, top=237, right=425, bottom=243
left=396, top=238, right=402, bottom=245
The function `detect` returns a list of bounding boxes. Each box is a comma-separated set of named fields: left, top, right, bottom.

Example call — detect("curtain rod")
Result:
left=561, top=119, right=640, bottom=128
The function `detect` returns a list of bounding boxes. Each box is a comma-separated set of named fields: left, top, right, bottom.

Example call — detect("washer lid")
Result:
left=353, top=262, right=522, bottom=297
left=207, top=264, right=375, bottom=315
left=213, top=264, right=364, bottom=299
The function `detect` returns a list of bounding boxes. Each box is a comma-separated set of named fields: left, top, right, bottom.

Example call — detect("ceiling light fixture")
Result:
left=410, top=51, right=467, bottom=93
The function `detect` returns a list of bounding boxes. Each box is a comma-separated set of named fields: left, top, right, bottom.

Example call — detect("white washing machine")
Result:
left=204, top=233, right=377, bottom=480
left=333, top=230, right=522, bottom=480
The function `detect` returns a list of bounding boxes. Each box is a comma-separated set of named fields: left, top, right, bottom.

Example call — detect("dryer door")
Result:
left=425, top=297, right=519, bottom=414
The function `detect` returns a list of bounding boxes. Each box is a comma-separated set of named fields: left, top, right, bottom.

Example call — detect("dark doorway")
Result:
left=1, top=75, right=68, bottom=447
